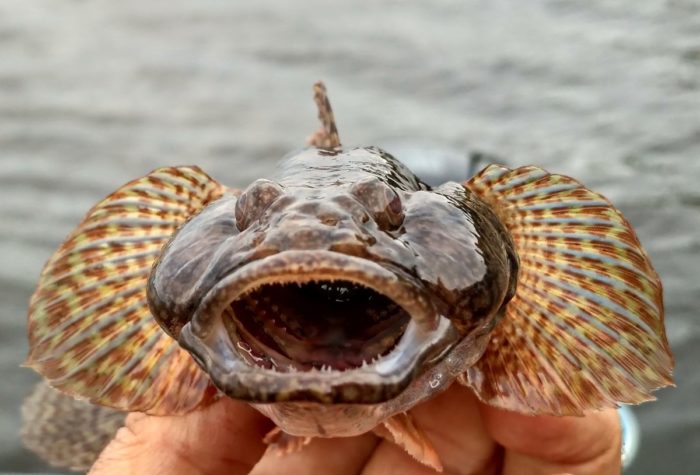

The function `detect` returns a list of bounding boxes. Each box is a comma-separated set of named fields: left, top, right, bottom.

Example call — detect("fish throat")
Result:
left=225, top=280, right=411, bottom=371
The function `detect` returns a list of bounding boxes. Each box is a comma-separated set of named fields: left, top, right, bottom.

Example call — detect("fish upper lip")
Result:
left=179, top=250, right=460, bottom=403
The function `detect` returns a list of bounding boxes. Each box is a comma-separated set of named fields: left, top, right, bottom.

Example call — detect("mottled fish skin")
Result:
left=148, top=145, right=518, bottom=436
left=23, top=82, right=673, bottom=471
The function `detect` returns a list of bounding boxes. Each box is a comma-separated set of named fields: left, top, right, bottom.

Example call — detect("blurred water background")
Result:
left=1, top=0, right=698, bottom=473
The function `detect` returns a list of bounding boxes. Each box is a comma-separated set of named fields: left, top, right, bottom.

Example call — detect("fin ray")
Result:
left=520, top=253, right=658, bottom=310
left=375, top=413, right=443, bottom=472
left=463, top=164, right=673, bottom=414
left=26, top=166, right=227, bottom=414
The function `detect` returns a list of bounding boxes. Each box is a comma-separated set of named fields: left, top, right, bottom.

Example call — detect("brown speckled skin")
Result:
left=147, top=146, right=518, bottom=437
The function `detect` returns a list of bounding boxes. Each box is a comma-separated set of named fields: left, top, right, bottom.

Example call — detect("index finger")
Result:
left=90, top=397, right=273, bottom=475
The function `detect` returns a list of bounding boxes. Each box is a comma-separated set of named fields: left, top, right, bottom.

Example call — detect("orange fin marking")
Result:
left=26, top=166, right=228, bottom=415
left=463, top=165, right=674, bottom=415
left=375, top=413, right=443, bottom=472
left=263, top=427, right=313, bottom=455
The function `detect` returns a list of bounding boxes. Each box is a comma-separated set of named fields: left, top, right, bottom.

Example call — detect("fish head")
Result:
left=147, top=147, right=518, bottom=405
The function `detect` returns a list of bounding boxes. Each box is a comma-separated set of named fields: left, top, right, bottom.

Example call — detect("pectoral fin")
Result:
left=463, top=165, right=673, bottom=415
left=25, top=167, right=228, bottom=415
left=375, top=413, right=443, bottom=472
left=263, top=427, right=313, bottom=455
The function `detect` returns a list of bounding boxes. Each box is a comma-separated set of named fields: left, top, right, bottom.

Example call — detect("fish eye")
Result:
left=350, top=177, right=404, bottom=231
left=235, top=179, right=284, bottom=231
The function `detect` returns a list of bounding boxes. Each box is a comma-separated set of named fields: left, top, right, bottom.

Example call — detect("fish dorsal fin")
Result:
left=306, top=81, right=342, bottom=150
left=462, top=165, right=674, bottom=415
left=26, top=166, right=227, bottom=415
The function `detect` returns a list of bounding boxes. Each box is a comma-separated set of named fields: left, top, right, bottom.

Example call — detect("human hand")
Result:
left=89, top=383, right=621, bottom=475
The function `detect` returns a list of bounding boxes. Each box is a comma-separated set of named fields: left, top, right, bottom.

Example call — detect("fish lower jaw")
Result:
left=180, top=315, right=457, bottom=404
left=183, top=250, right=457, bottom=403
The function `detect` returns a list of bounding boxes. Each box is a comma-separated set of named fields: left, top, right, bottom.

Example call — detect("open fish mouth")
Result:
left=226, top=280, right=413, bottom=371
left=180, top=250, right=459, bottom=403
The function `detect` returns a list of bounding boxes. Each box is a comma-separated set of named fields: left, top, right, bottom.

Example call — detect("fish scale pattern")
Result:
left=26, top=166, right=226, bottom=414
left=21, top=381, right=126, bottom=471
left=463, top=164, right=673, bottom=415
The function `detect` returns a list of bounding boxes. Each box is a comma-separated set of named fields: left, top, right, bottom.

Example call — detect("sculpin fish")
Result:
left=23, top=82, right=673, bottom=471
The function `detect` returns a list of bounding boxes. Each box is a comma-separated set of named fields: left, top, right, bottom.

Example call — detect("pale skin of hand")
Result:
left=90, top=384, right=621, bottom=475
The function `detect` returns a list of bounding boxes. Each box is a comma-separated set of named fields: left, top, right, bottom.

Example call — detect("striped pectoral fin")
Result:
left=461, top=165, right=674, bottom=415
left=26, top=166, right=229, bottom=415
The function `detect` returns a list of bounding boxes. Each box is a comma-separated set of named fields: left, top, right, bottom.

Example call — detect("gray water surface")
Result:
left=1, top=1, right=698, bottom=473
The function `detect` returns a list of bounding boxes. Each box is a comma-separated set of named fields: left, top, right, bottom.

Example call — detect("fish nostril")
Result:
left=358, top=234, right=377, bottom=246
left=319, top=215, right=339, bottom=227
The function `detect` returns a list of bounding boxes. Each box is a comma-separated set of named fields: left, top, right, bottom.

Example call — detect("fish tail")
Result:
left=462, top=165, right=674, bottom=415
left=22, top=381, right=126, bottom=471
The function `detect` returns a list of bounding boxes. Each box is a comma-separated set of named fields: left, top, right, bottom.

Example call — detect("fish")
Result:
left=23, top=82, right=673, bottom=472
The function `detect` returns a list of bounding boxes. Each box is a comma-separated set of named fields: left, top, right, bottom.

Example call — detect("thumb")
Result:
left=90, top=398, right=273, bottom=475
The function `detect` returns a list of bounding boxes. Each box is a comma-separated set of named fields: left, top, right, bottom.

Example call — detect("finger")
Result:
left=250, top=433, right=378, bottom=475
left=90, top=398, right=273, bottom=475
left=481, top=405, right=621, bottom=475
left=364, top=384, right=499, bottom=475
